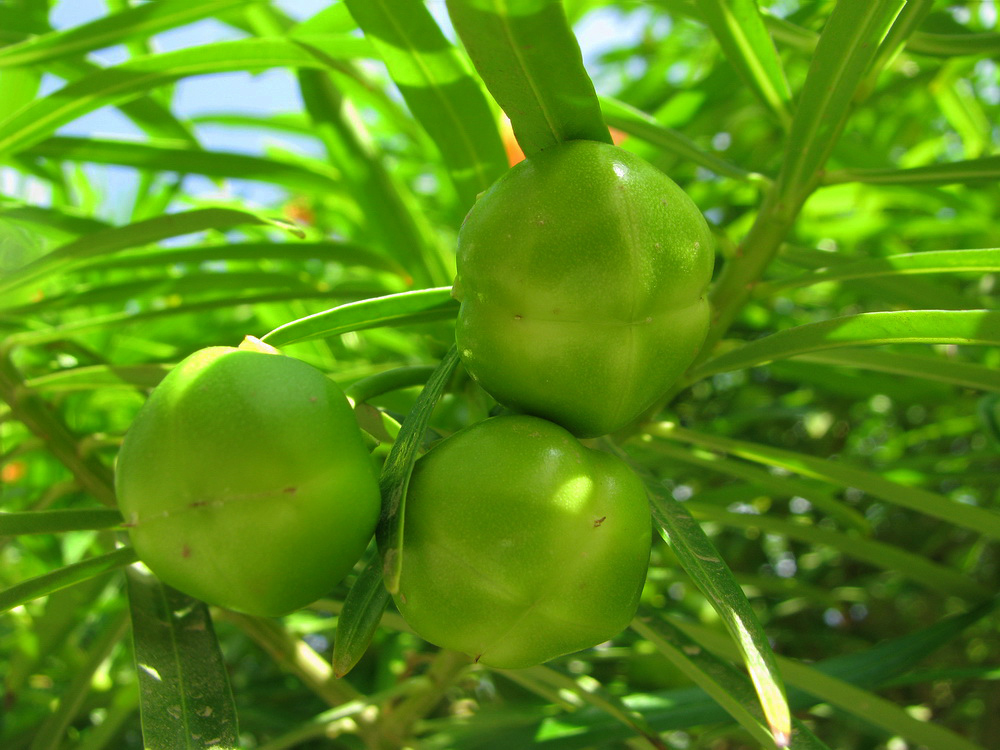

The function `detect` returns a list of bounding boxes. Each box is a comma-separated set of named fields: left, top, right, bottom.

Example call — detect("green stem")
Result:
left=0, top=354, right=116, bottom=506
left=375, top=649, right=470, bottom=749
left=28, top=607, right=131, bottom=750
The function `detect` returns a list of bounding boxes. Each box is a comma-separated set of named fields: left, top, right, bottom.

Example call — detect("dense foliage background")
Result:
left=1, top=1, right=998, bottom=749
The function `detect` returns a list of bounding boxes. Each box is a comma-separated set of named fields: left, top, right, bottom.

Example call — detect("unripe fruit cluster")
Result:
left=115, top=139, right=712, bottom=669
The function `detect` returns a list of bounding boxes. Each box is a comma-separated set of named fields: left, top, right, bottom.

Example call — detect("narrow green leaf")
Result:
left=377, top=346, right=461, bottom=594
left=5, top=270, right=322, bottom=315
left=0, top=508, right=124, bottom=535
left=345, top=0, right=507, bottom=207
left=824, top=155, right=1000, bottom=186
left=0, top=547, right=138, bottom=613
left=675, top=618, right=990, bottom=750
left=25, top=363, right=170, bottom=392
left=792, top=348, right=1000, bottom=394
left=295, top=68, right=450, bottom=288
left=345, top=365, right=436, bottom=405
left=636, top=438, right=869, bottom=533
left=0, top=207, right=301, bottom=296
left=777, top=1, right=905, bottom=201
left=332, top=556, right=391, bottom=678
left=632, top=616, right=825, bottom=750
left=0, top=202, right=111, bottom=239
left=126, top=568, right=240, bottom=750
left=685, top=502, right=990, bottom=601
left=82, top=240, right=405, bottom=277
left=599, top=96, right=759, bottom=182
left=0, top=0, right=253, bottom=68
left=445, top=0, right=611, bottom=156
left=4, top=289, right=375, bottom=351
left=427, top=598, right=998, bottom=748
left=701, top=0, right=792, bottom=127
left=28, top=609, right=131, bottom=750
left=649, top=424, right=1000, bottom=542
left=908, top=31, right=1000, bottom=57
left=0, top=36, right=372, bottom=157
left=499, top=664, right=670, bottom=750
left=646, top=488, right=791, bottom=745
left=692, top=310, right=1000, bottom=380
left=24, top=136, right=343, bottom=195
left=261, top=287, right=458, bottom=347
left=756, top=248, right=1000, bottom=295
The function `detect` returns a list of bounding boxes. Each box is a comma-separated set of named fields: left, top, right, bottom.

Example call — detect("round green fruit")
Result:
left=454, top=140, right=714, bottom=438
left=115, top=341, right=381, bottom=617
left=394, top=415, right=651, bottom=669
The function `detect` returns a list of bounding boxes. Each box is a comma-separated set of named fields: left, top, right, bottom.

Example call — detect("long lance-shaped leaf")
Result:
left=0, top=207, right=301, bottom=296
left=674, top=617, right=990, bottom=750
left=0, top=0, right=253, bottom=68
left=424, top=598, right=998, bottom=748
left=762, top=13, right=1000, bottom=59
left=0, top=202, right=111, bottom=238
left=632, top=616, right=827, bottom=750
left=3, top=288, right=382, bottom=351
left=497, top=664, right=670, bottom=750
left=28, top=608, right=131, bottom=750
left=792, top=348, right=1000, bottom=393
left=261, top=287, right=458, bottom=347
left=692, top=310, right=1000, bottom=380
left=756, top=248, right=1000, bottom=296
left=332, top=555, right=391, bottom=678
left=24, top=364, right=171, bottom=392
left=0, top=547, right=138, bottom=613
left=776, top=0, right=905, bottom=201
left=647, top=423, right=1000, bottom=542
left=24, top=136, right=343, bottom=196
left=824, top=155, right=1000, bottom=187
left=599, top=96, right=759, bottom=183
left=698, top=0, right=907, bottom=362
left=377, top=346, right=461, bottom=594
left=82, top=240, right=405, bottom=277
left=684, top=502, right=990, bottom=602
left=907, top=31, right=1000, bottom=57
left=646, top=488, right=791, bottom=746
left=445, top=0, right=611, bottom=156
left=637, top=437, right=868, bottom=531
left=345, top=0, right=506, bottom=208
left=700, top=0, right=792, bottom=128
left=0, top=35, right=372, bottom=157
left=126, top=568, right=240, bottom=750
left=0, top=508, right=123, bottom=535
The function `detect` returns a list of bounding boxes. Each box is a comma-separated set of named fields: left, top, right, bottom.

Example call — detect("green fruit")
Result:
left=394, top=415, right=651, bottom=668
left=454, top=140, right=714, bottom=438
left=115, top=341, right=381, bottom=617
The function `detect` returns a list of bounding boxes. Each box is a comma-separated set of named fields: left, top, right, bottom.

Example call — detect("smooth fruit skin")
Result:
left=115, top=346, right=381, bottom=617
left=454, top=140, right=714, bottom=438
left=394, top=415, right=651, bottom=669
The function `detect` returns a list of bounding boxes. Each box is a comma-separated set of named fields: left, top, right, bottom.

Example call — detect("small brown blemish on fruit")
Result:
left=594, top=516, right=606, bottom=527
left=182, top=544, right=191, bottom=558
left=190, top=500, right=208, bottom=508
left=513, top=314, right=522, bottom=321
left=283, top=486, right=297, bottom=494
left=309, top=396, right=318, bottom=403
left=694, top=241, right=701, bottom=250
left=552, top=308, right=560, bottom=315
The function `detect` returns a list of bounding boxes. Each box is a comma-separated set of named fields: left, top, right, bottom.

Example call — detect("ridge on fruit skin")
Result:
left=114, top=344, right=381, bottom=618
left=454, top=139, right=714, bottom=438
left=392, top=414, right=652, bottom=669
